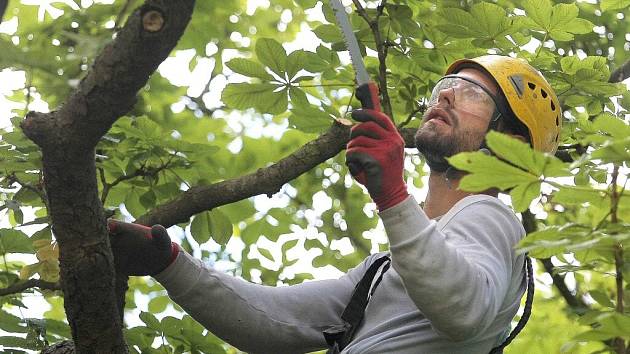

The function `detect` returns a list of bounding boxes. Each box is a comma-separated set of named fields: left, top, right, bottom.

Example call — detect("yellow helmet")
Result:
left=446, top=55, right=561, bottom=154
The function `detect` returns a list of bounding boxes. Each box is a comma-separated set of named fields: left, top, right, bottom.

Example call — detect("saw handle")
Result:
left=356, top=81, right=381, bottom=111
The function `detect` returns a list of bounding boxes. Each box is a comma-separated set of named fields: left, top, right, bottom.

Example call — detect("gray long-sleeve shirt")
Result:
left=154, top=195, right=526, bottom=353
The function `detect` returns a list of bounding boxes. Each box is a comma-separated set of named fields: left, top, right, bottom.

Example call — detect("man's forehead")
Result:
left=450, top=68, right=499, bottom=95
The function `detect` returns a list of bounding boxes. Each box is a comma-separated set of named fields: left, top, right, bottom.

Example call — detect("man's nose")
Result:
left=436, top=87, right=455, bottom=108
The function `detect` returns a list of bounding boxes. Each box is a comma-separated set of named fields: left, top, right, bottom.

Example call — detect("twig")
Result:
left=0, top=279, right=61, bottom=296
left=351, top=0, right=393, bottom=118
left=7, top=172, right=48, bottom=210
left=521, top=210, right=589, bottom=312
left=100, top=157, right=173, bottom=204
left=397, top=103, right=425, bottom=129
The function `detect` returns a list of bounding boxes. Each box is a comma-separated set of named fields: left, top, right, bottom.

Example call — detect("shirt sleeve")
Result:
left=153, top=249, right=384, bottom=354
left=379, top=195, right=524, bottom=342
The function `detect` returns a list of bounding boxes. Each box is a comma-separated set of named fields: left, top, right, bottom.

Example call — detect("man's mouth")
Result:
left=425, top=108, right=452, bottom=126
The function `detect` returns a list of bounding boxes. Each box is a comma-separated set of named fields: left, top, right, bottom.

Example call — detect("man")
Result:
left=108, top=55, right=561, bottom=353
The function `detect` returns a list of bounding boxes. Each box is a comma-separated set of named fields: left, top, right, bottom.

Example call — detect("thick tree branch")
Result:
left=0, top=279, right=61, bottom=296
left=19, top=1, right=195, bottom=352
left=136, top=125, right=417, bottom=228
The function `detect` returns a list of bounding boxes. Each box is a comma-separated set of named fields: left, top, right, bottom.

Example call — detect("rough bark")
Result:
left=20, top=1, right=195, bottom=352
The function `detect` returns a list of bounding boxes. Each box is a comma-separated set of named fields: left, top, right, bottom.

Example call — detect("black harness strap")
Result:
left=323, top=255, right=391, bottom=354
left=323, top=254, right=534, bottom=354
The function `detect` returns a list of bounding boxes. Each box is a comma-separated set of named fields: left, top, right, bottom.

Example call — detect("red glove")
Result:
left=346, top=109, right=408, bottom=211
left=107, top=220, right=180, bottom=276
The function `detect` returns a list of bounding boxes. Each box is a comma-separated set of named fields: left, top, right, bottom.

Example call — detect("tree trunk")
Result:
left=21, top=1, right=196, bottom=351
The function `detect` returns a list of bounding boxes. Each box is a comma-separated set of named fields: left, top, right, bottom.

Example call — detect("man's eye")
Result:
left=462, top=86, right=486, bottom=100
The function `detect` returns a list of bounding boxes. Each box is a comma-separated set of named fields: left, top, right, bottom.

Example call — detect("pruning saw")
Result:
left=329, top=0, right=381, bottom=112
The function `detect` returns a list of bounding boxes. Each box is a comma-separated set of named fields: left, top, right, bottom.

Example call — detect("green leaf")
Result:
left=191, top=209, right=233, bottom=245
left=521, top=0, right=593, bottom=41
left=552, top=186, right=608, bottom=206
left=0, top=336, right=34, bottom=350
left=0, top=310, right=28, bottom=333
left=286, top=50, right=308, bottom=80
left=124, top=189, right=144, bottom=217
left=565, top=18, right=594, bottom=34
left=225, top=58, right=274, bottom=81
left=139, top=312, right=160, bottom=330
left=313, top=24, right=343, bottom=43
left=302, top=50, right=331, bottom=73
left=588, top=290, right=615, bottom=308
left=521, top=0, right=553, bottom=31
left=148, top=295, right=170, bottom=313
left=281, top=239, right=299, bottom=253
left=0, top=229, right=34, bottom=254
left=447, top=152, right=538, bottom=191
left=288, top=87, right=309, bottom=108
left=485, top=131, right=547, bottom=176
left=255, top=38, right=287, bottom=76
left=288, top=105, right=333, bottom=133
left=592, top=113, right=630, bottom=138
left=294, top=0, right=318, bottom=8
left=509, top=181, right=541, bottom=212
left=258, top=247, right=275, bottom=262
left=208, top=209, right=233, bottom=245
left=190, top=212, right=212, bottom=244
left=222, top=83, right=288, bottom=115
left=601, top=0, right=630, bottom=11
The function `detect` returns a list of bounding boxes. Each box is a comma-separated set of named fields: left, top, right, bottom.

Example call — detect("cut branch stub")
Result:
left=142, top=9, right=165, bottom=32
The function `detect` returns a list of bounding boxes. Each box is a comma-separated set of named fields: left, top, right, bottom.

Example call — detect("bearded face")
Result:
left=414, top=70, right=500, bottom=172
left=414, top=106, right=488, bottom=171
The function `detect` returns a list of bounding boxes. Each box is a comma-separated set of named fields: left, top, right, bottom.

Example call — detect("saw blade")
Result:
left=329, top=0, right=370, bottom=86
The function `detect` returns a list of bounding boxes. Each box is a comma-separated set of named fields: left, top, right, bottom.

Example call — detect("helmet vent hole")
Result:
left=555, top=133, right=559, bottom=142
left=528, top=82, right=536, bottom=90
left=541, top=89, right=548, bottom=98
left=556, top=115, right=560, bottom=126
left=551, top=100, right=556, bottom=111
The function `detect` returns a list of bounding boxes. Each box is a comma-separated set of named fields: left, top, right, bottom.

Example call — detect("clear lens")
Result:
left=427, top=77, right=496, bottom=118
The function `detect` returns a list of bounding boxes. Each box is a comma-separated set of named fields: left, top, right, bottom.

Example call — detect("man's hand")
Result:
left=346, top=109, right=409, bottom=211
left=107, top=220, right=179, bottom=276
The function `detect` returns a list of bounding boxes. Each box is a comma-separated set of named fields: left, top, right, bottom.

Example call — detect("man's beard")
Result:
left=414, top=108, right=485, bottom=172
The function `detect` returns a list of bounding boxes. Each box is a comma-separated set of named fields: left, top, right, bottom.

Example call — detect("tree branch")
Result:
left=352, top=0, right=394, bottom=120
left=0, top=0, right=8, bottom=24
left=521, top=210, right=589, bottom=312
left=0, top=279, right=61, bottom=296
left=136, top=125, right=418, bottom=227
left=100, top=158, right=173, bottom=204
left=351, top=0, right=393, bottom=118
left=609, top=58, right=630, bottom=83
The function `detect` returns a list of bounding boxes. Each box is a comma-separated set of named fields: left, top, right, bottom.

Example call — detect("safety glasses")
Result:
left=427, top=75, right=501, bottom=121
